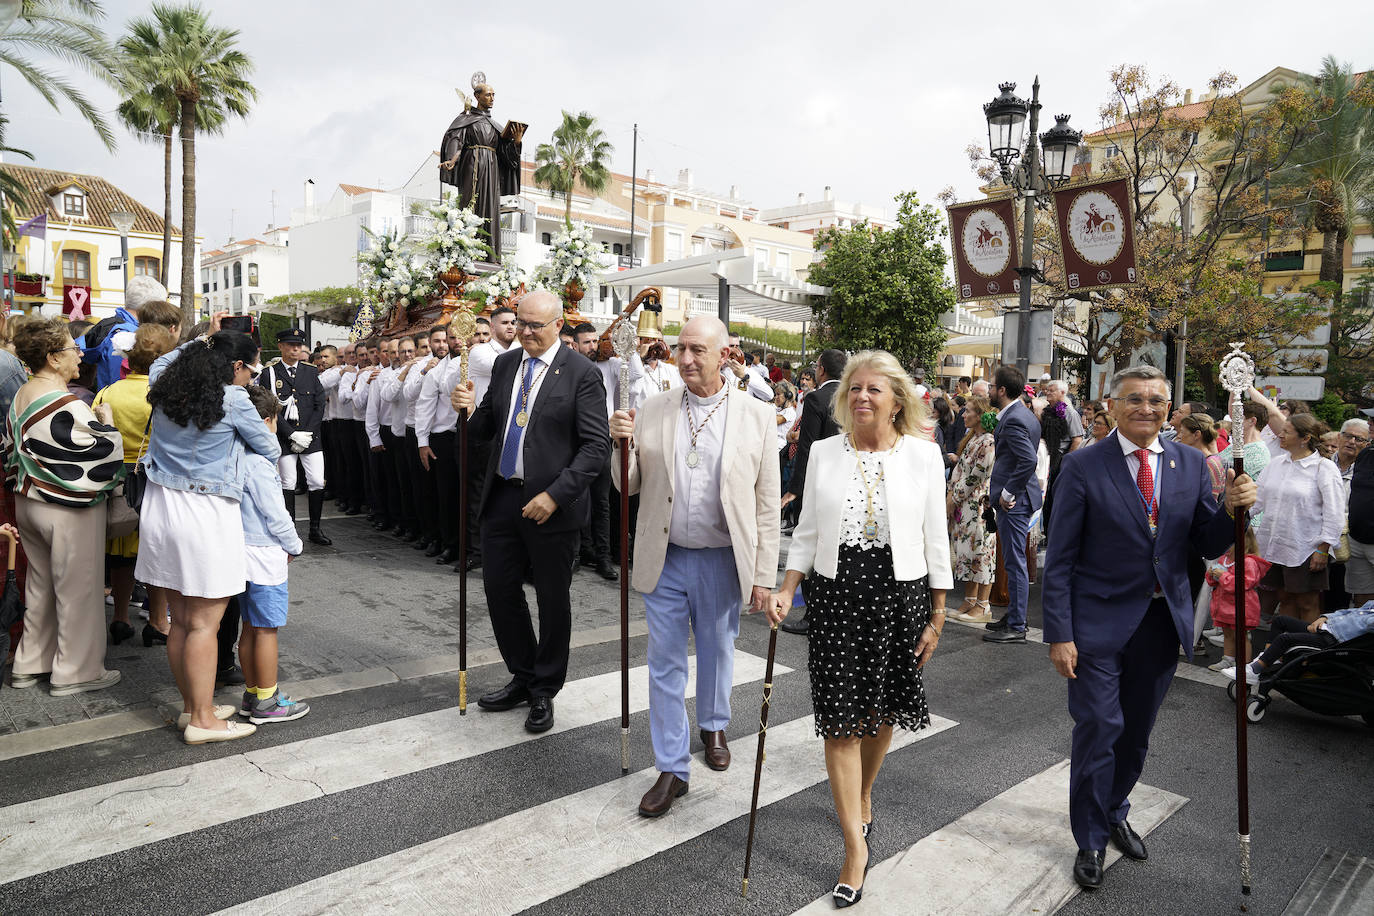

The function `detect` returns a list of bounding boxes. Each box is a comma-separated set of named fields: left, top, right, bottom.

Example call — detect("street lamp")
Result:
left=981, top=77, right=1081, bottom=378
left=109, top=209, right=135, bottom=301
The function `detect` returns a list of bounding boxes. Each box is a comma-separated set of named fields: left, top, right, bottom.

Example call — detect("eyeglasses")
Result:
left=1120, top=395, right=1171, bottom=412
left=53, top=346, right=82, bottom=355
left=1340, top=431, right=1370, bottom=444
left=514, top=318, right=554, bottom=332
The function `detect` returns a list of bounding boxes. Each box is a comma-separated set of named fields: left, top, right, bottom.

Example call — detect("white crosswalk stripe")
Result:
left=0, top=650, right=786, bottom=887
left=217, top=714, right=960, bottom=915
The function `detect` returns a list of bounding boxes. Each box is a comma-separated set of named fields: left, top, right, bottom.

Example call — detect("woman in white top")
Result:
left=1253, top=412, right=1346, bottom=622
left=772, top=380, right=797, bottom=451
left=773, top=350, right=951, bottom=907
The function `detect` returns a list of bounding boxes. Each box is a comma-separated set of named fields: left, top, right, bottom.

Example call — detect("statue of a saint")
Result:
left=439, top=75, right=526, bottom=263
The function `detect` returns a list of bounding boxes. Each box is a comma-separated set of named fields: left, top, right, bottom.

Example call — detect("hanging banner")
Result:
left=63, top=284, right=92, bottom=320
left=947, top=196, right=1020, bottom=302
left=1050, top=176, right=1139, bottom=294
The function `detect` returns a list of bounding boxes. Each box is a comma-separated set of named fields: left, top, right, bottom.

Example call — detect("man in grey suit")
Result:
left=985, top=365, right=1042, bottom=643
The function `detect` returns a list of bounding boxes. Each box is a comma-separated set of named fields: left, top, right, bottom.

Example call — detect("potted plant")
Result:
left=12, top=272, right=47, bottom=297
left=543, top=222, right=607, bottom=323
left=421, top=192, right=489, bottom=308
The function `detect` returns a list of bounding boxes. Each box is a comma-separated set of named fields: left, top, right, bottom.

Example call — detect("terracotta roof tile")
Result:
left=339, top=183, right=383, bottom=196
left=1086, top=100, right=1211, bottom=139
left=2, top=162, right=179, bottom=236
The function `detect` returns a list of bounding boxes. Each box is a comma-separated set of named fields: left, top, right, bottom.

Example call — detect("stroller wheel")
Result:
left=1245, top=697, right=1267, bottom=723
left=1226, top=681, right=1237, bottom=702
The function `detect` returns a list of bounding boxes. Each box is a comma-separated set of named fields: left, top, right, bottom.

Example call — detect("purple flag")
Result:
left=17, top=213, right=46, bottom=239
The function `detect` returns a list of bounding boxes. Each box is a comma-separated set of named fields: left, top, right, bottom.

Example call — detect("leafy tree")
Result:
left=122, top=3, right=256, bottom=323
left=533, top=111, right=613, bottom=228
left=806, top=190, right=952, bottom=370
left=0, top=0, right=125, bottom=150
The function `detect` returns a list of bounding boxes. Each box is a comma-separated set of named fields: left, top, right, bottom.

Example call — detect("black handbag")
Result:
left=125, top=418, right=151, bottom=513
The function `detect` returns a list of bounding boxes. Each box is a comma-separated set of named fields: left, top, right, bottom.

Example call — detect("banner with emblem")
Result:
left=946, top=196, right=1021, bottom=303
left=1050, top=176, right=1139, bottom=295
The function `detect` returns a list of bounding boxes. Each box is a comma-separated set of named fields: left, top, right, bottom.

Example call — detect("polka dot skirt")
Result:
left=806, top=543, right=932, bottom=739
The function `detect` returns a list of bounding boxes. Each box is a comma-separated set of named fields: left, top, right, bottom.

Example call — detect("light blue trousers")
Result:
left=642, top=544, right=741, bottom=782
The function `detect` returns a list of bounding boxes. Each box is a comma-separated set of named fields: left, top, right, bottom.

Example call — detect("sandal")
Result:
left=954, top=599, right=992, bottom=623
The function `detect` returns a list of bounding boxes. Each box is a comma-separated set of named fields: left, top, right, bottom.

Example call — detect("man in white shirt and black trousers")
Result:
left=452, top=291, right=610, bottom=733
left=259, top=327, right=331, bottom=546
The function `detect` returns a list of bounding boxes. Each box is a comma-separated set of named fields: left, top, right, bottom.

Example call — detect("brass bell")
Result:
left=635, top=303, right=664, bottom=340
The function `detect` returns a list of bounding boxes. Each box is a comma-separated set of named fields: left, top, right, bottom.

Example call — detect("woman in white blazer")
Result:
left=773, top=350, right=952, bottom=908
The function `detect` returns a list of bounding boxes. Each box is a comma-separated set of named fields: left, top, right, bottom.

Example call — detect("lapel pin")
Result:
left=1169, top=459, right=1175, bottom=469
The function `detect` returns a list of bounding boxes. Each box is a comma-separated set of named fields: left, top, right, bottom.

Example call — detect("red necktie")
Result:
left=1135, top=449, right=1158, bottom=530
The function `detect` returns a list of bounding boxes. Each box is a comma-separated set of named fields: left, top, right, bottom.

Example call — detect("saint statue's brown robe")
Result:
left=439, top=108, right=522, bottom=261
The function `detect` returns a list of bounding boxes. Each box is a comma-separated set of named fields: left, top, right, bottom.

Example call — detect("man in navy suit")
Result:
left=1042, top=365, right=1256, bottom=889
left=984, top=365, right=1042, bottom=643
left=452, top=291, right=610, bottom=734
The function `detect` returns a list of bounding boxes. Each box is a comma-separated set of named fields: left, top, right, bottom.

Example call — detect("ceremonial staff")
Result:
left=1220, top=342, right=1255, bottom=906
left=610, top=316, right=638, bottom=775
left=741, top=622, right=780, bottom=898
left=450, top=308, right=478, bottom=715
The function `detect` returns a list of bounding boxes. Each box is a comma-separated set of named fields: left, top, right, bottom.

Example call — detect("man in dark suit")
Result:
left=1043, top=365, right=1256, bottom=889
left=778, top=347, right=846, bottom=636
left=984, top=365, right=1041, bottom=643
left=452, top=291, right=610, bottom=733
left=259, top=327, right=331, bottom=546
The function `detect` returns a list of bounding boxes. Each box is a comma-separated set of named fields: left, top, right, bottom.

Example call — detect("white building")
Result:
left=4, top=163, right=201, bottom=319
left=202, top=227, right=289, bottom=315
left=758, top=187, right=896, bottom=235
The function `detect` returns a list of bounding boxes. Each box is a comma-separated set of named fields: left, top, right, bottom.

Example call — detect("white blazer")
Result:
left=613, top=385, right=780, bottom=602
left=787, top=434, right=954, bottom=588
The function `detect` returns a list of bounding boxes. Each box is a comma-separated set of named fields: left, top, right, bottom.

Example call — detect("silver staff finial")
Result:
left=1220, top=342, right=1255, bottom=461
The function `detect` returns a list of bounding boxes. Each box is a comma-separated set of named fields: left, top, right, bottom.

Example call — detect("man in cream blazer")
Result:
left=611, top=316, right=780, bottom=818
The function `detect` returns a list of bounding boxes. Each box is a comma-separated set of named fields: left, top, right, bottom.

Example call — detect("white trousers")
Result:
left=279, top=451, right=325, bottom=491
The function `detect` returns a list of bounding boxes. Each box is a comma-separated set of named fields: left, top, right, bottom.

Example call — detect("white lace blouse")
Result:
left=838, top=440, right=892, bottom=549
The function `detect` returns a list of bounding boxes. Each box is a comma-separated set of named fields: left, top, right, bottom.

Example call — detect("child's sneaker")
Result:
left=1207, top=655, right=1235, bottom=672
left=248, top=690, right=310, bottom=724
left=238, top=690, right=253, bottom=718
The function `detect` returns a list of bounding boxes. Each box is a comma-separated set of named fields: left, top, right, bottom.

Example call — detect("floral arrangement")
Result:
left=475, top=255, right=540, bottom=302
left=358, top=228, right=437, bottom=315
left=541, top=221, right=607, bottom=291
left=980, top=411, right=998, bottom=432
left=422, top=191, right=489, bottom=276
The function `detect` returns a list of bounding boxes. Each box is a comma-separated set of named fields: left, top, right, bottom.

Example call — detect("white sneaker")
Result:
left=1220, top=665, right=1259, bottom=686
left=1208, top=656, right=1235, bottom=672
left=1206, top=633, right=1226, bottom=648
left=49, top=670, right=121, bottom=697
left=1203, top=627, right=1222, bottom=638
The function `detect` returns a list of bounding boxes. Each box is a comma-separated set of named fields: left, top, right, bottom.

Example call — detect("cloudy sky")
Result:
left=5, top=0, right=1368, bottom=251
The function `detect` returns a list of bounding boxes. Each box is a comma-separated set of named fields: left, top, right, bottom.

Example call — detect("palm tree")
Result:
left=0, top=0, right=125, bottom=150
left=1282, top=56, right=1374, bottom=289
left=533, top=111, right=614, bottom=228
left=115, top=52, right=233, bottom=288
left=0, top=115, right=35, bottom=243
left=122, top=3, right=256, bottom=322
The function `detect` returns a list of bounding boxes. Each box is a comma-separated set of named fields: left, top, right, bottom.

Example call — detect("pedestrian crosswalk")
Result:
left=0, top=648, right=1192, bottom=916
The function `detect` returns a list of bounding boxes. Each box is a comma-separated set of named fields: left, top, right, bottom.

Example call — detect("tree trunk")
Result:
left=1318, top=226, right=1345, bottom=288
left=161, top=128, right=173, bottom=288
left=179, top=98, right=196, bottom=327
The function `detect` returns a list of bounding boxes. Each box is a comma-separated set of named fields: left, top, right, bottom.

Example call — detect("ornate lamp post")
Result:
left=983, top=79, right=1081, bottom=377
left=109, top=209, right=136, bottom=302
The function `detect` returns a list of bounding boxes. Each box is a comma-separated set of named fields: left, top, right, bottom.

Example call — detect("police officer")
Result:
left=260, top=327, right=332, bottom=546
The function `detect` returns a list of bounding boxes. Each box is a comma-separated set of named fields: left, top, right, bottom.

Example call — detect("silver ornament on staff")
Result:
left=611, top=315, right=639, bottom=775
left=1219, top=341, right=1256, bottom=905
left=450, top=308, right=479, bottom=716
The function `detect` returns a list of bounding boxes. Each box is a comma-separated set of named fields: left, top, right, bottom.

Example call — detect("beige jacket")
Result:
left=613, top=384, right=780, bottom=601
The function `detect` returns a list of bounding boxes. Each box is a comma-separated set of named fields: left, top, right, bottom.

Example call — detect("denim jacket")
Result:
left=241, top=453, right=302, bottom=554
left=1323, top=602, right=1374, bottom=643
left=144, top=342, right=280, bottom=501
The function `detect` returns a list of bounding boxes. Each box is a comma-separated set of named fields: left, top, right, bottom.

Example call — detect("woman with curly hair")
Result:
left=6, top=318, right=125, bottom=695
left=948, top=396, right=998, bottom=622
left=137, top=326, right=280, bottom=744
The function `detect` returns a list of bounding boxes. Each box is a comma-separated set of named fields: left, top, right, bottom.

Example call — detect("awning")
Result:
left=943, top=333, right=1002, bottom=357
left=598, top=249, right=828, bottom=324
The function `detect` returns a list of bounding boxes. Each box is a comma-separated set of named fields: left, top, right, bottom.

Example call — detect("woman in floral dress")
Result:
left=947, top=395, right=997, bottom=623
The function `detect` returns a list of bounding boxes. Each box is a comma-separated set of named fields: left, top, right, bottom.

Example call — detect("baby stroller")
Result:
left=1226, top=632, right=1374, bottom=727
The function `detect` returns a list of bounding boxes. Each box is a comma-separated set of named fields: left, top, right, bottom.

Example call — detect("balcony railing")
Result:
left=685, top=296, right=718, bottom=316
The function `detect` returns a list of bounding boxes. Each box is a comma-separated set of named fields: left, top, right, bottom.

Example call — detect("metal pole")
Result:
left=718, top=277, right=730, bottom=327
left=1014, top=77, right=1042, bottom=378
left=627, top=124, right=638, bottom=305
left=120, top=233, right=130, bottom=300
left=800, top=321, right=807, bottom=364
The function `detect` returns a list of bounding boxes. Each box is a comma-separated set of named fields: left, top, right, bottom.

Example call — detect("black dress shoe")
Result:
left=464, top=555, right=482, bottom=571
left=1074, top=849, right=1104, bottom=888
left=109, top=621, right=136, bottom=645
left=345, top=505, right=361, bottom=516
left=142, top=624, right=168, bottom=647
left=424, top=542, right=443, bottom=558
left=525, top=697, right=554, bottom=732
left=579, top=553, right=597, bottom=568
left=595, top=558, right=618, bottom=580
left=413, top=537, right=431, bottom=551
left=400, top=529, right=418, bottom=542
left=477, top=680, right=531, bottom=711
left=1109, top=820, right=1148, bottom=860
left=982, top=628, right=1027, bottom=644
left=435, top=548, right=457, bottom=565
left=308, top=527, right=333, bottom=546
left=985, top=614, right=1009, bottom=631
left=832, top=883, right=863, bottom=908
left=780, top=612, right=809, bottom=635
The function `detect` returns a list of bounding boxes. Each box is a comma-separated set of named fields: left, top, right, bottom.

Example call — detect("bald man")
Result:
left=453, top=291, right=610, bottom=733
left=610, top=316, right=780, bottom=816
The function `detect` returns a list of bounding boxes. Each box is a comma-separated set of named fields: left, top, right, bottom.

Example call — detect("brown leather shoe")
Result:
left=638, top=772, right=689, bottom=817
left=700, top=728, right=730, bottom=771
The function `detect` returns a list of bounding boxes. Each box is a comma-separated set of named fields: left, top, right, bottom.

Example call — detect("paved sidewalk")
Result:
left=0, top=515, right=639, bottom=735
